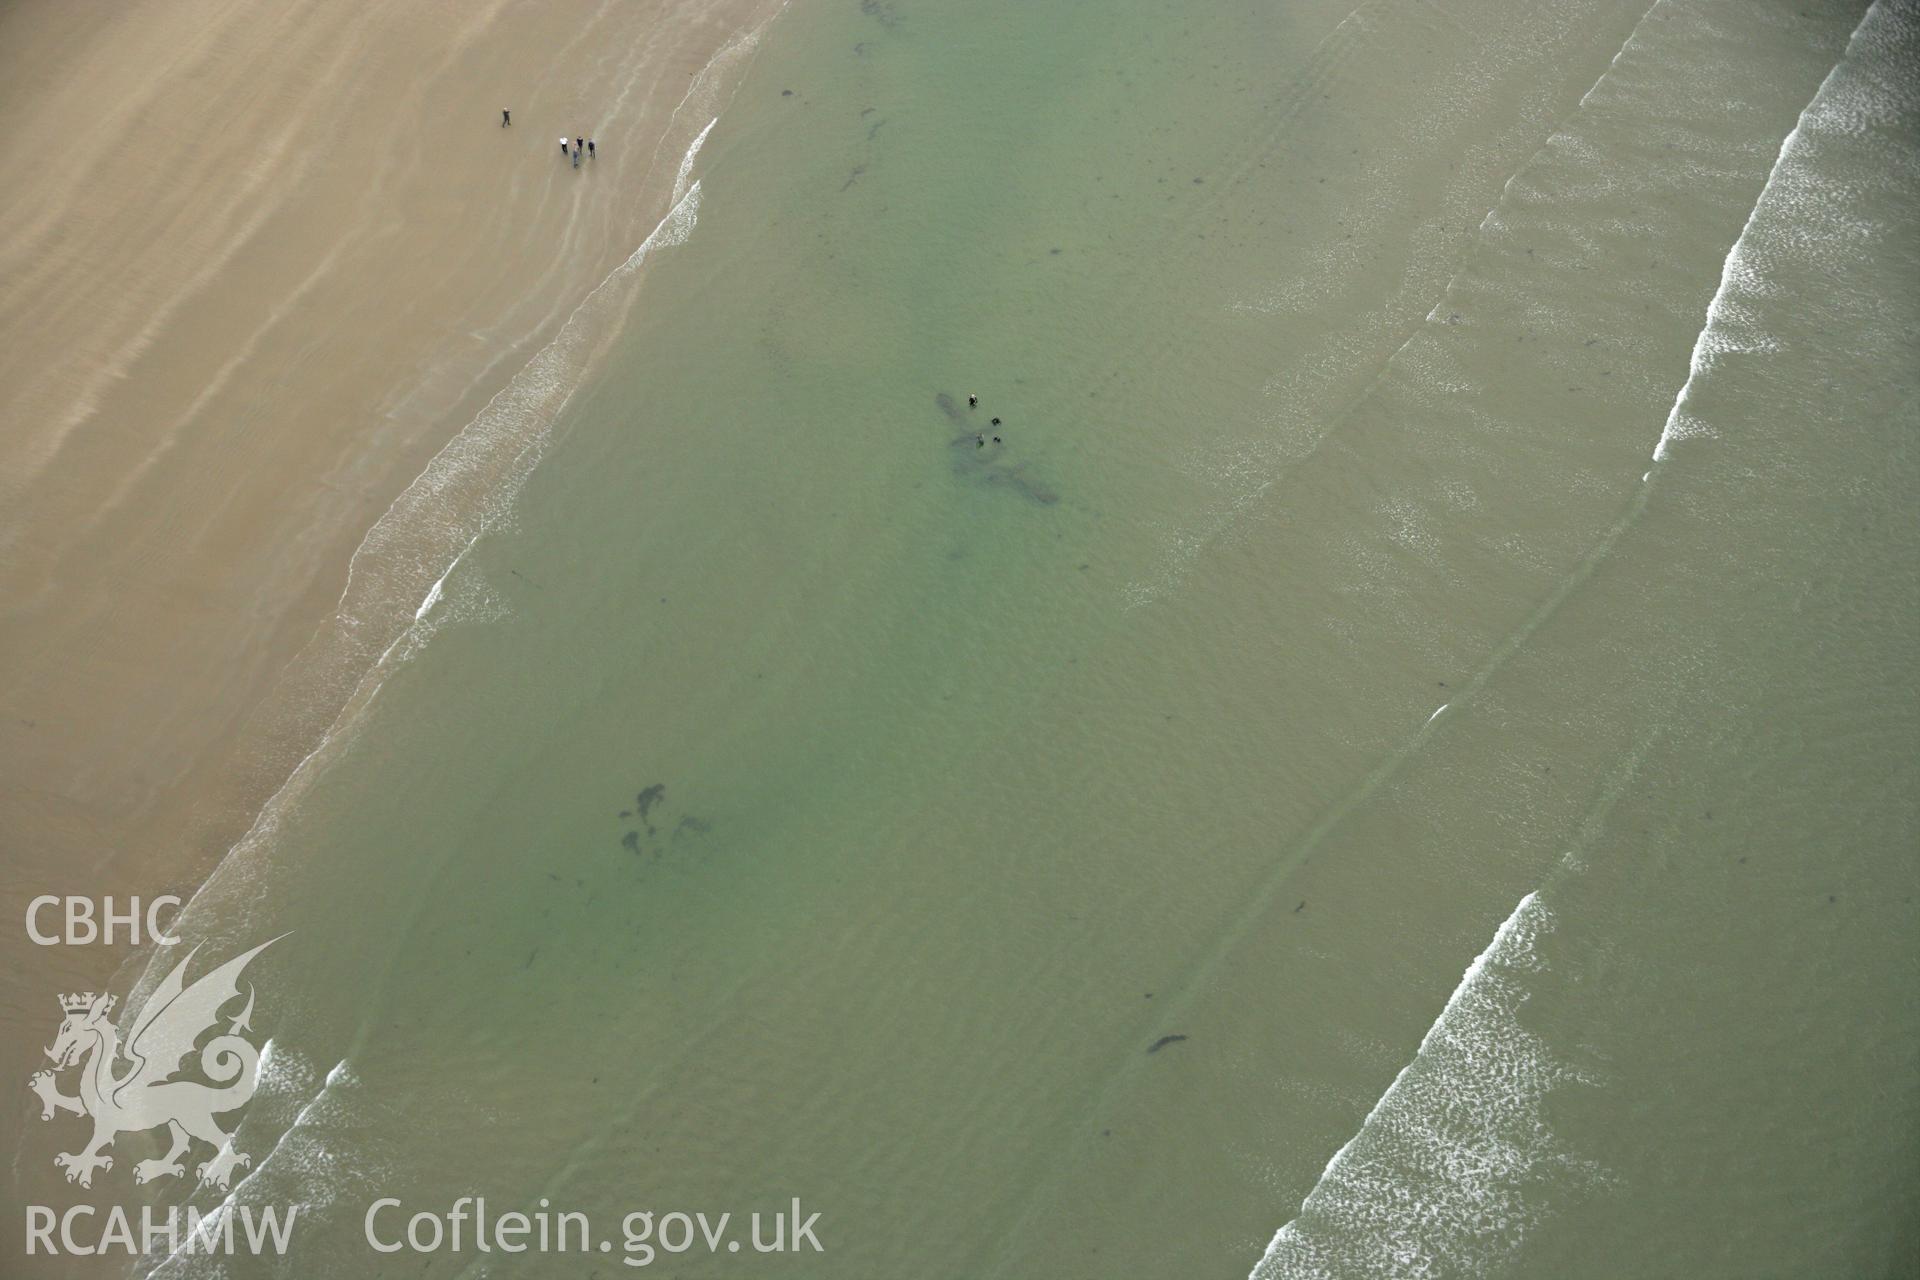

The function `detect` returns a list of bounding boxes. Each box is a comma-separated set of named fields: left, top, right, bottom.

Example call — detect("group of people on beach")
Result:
left=500, top=108, right=596, bottom=169
left=968, top=393, right=1003, bottom=447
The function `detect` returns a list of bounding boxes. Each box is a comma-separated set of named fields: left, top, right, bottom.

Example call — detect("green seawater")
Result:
left=141, top=0, right=1917, bottom=1275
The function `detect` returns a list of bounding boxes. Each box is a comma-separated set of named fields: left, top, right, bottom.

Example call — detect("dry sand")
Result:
left=0, top=0, right=776, bottom=1239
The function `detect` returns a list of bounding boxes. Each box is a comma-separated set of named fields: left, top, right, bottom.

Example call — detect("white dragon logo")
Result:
left=29, top=938, right=278, bottom=1191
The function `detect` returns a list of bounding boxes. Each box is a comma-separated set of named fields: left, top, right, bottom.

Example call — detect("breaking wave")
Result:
left=1652, top=0, right=1910, bottom=462
left=1249, top=893, right=1606, bottom=1280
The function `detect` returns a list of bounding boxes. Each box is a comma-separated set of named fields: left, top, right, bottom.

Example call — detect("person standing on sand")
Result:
left=502, top=108, right=511, bottom=127
left=560, top=136, right=570, bottom=157
left=571, top=142, right=580, bottom=169
left=588, top=138, right=596, bottom=159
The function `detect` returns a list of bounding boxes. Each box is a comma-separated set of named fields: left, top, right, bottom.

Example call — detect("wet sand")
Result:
left=0, top=0, right=772, bottom=880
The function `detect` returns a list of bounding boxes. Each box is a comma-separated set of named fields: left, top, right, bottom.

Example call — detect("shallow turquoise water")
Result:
left=118, top=0, right=1917, bottom=1275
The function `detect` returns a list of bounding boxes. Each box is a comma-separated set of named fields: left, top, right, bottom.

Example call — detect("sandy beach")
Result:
left=0, top=0, right=771, bottom=904
left=0, top=0, right=773, bottom=1250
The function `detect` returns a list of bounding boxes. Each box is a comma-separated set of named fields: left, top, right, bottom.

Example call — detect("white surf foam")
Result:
left=1249, top=892, right=1605, bottom=1280
left=355, top=123, right=711, bottom=627
left=138, top=1051, right=362, bottom=1278
left=97, top=15, right=803, bottom=1263
left=1650, top=0, right=1906, bottom=463
left=141, top=144, right=709, bottom=974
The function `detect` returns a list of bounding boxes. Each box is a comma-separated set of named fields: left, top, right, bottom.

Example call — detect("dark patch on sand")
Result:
left=615, top=783, right=718, bottom=867
left=934, top=394, right=1058, bottom=504
left=947, top=431, right=1058, bottom=504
